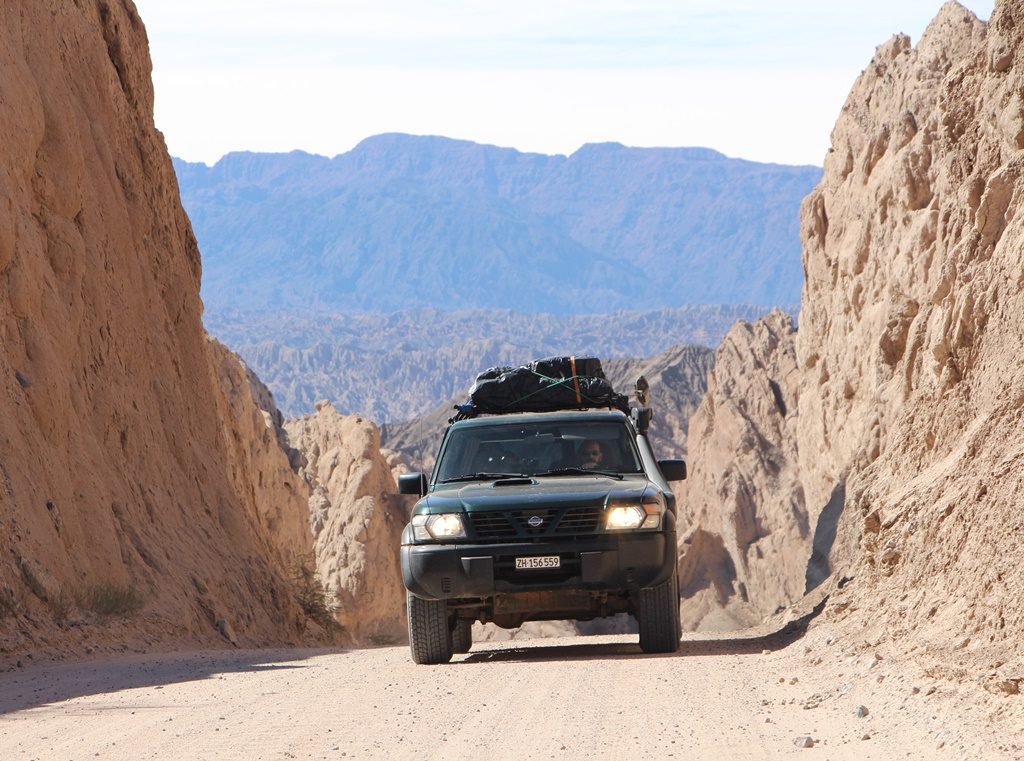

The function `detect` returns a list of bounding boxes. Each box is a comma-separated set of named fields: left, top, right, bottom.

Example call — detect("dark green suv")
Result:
left=399, top=408, right=686, bottom=664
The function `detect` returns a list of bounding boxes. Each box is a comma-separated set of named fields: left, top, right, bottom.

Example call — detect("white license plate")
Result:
left=515, top=555, right=561, bottom=570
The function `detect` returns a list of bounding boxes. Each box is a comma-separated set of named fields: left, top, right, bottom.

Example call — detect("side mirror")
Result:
left=658, top=459, right=686, bottom=482
left=398, top=472, right=428, bottom=497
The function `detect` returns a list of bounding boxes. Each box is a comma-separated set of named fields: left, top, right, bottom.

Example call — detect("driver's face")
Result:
left=583, top=443, right=602, bottom=462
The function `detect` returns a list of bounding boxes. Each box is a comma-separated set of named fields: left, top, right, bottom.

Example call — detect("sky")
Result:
left=135, top=1, right=995, bottom=167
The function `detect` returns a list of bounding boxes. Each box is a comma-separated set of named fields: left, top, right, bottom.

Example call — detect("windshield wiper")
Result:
left=534, top=467, right=624, bottom=480
left=439, top=472, right=525, bottom=483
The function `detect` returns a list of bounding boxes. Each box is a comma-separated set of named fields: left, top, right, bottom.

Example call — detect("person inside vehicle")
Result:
left=579, top=439, right=604, bottom=469
left=488, top=449, right=521, bottom=472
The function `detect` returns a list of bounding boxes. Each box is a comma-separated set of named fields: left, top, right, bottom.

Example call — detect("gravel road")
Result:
left=0, top=627, right=1014, bottom=760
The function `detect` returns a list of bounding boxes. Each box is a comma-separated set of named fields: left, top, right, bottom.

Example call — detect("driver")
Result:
left=489, top=450, right=521, bottom=471
left=579, top=439, right=605, bottom=470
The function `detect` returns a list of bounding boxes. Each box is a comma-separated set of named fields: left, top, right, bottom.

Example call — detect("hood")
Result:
left=416, top=475, right=652, bottom=514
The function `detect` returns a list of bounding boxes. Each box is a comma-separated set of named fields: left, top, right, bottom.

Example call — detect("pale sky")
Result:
left=135, top=1, right=995, bottom=167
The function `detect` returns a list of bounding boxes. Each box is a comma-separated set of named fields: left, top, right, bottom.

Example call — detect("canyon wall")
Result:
left=684, top=1, right=1024, bottom=682
left=0, top=0, right=318, bottom=655
left=797, top=0, right=1024, bottom=671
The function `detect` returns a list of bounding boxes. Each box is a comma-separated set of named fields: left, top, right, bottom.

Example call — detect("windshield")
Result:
left=434, top=419, right=643, bottom=483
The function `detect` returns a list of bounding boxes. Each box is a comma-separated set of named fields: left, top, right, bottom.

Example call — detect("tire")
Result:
left=451, top=619, right=473, bottom=654
left=407, top=592, right=453, bottom=664
left=637, top=569, right=681, bottom=654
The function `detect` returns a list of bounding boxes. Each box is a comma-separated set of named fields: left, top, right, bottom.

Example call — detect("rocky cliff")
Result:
left=206, top=339, right=310, bottom=568
left=0, top=1, right=317, bottom=655
left=284, top=403, right=408, bottom=644
left=675, top=312, right=807, bottom=631
left=686, top=0, right=1024, bottom=684
left=797, top=0, right=1024, bottom=677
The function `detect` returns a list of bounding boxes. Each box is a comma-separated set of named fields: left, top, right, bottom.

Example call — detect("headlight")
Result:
left=605, top=505, right=645, bottom=530
left=412, top=513, right=467, bottom=541
left=604, top=501, right=662, bottom=531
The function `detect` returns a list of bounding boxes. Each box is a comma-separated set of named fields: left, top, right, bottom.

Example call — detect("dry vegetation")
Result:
left=291, top=559, right=341, bottom=632
left=80, top=584, right=145, bottom=618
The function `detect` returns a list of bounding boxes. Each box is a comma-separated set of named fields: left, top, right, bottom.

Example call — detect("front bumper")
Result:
left=401, top=529, right=676, bottom=601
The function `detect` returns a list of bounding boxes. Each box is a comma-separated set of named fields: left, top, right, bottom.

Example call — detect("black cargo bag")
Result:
left=466, top=356, right=629, bottom=415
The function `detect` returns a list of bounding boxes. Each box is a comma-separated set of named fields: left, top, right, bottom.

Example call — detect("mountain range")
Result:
left=208, top=305, right=772, bottom=420
left=174, top=135, right=820, bottom=314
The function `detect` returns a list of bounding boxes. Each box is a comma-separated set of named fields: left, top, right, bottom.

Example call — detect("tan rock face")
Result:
left=206, top=339, right=311, bottom=568
left=676, top=311, right=807, bottom=630
left=0, top=1, right=315, bottom=653
left=285, top=403, right=408, bottom=644
left=795, top=0, right=1024, bottom=661
left=682, top=3, right=1024, bottom=671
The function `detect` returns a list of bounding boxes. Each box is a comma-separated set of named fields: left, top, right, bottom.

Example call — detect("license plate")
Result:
left=515, top=555, right=561, bottom=570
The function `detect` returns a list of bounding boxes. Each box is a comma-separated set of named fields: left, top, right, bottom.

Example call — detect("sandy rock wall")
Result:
left=795, top=0, right=1024, bottom=673
left=676, top=311, right=807, bottom=630
left=285, top=403, right=408, bottom=644
left=206, top=339, right=311, bottom=568
left=0, top=1, right=316, bottom=654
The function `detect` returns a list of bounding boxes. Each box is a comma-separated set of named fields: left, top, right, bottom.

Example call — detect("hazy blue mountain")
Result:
left=174, top=135, right=820, bottom=313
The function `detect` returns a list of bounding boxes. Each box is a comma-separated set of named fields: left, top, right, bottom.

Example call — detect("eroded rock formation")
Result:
left=687, top=1, right=1024, bottom=682
left=797, top=0, right=1024, bottom=672
left=206, top=339, right=310, bottom=567
left=675, top=311, right=807, bottom=630
left=0, top=1, right=316, bottom=655
left=285, top=402, right=408, bottom=643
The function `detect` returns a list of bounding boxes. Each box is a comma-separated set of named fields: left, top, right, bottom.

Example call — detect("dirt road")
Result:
left=0, top=625, right=1016, bottom=760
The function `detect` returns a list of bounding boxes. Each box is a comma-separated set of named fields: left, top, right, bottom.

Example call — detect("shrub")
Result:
left=46, top=588, right=73, bottom=623
left=291, top=560, right=341, bottom=631
left=82, top=583, right=144, bottom=617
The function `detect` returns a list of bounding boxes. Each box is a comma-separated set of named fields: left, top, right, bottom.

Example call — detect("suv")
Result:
left=398, top=407, right=686, bottom=663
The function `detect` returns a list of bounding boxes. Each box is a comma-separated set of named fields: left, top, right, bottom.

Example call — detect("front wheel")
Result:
left=451, top=618, right=473, bottom=654
left=637, top=569, right=681, bottom=654
left=407, top=592, right=453, bottom=664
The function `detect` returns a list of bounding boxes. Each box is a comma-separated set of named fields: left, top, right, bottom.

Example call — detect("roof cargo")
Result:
left=456, top=356, right=630, bottom=419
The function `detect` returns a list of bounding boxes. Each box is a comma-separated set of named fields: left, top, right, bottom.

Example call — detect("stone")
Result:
left=285, top=403, right=408, bottom=644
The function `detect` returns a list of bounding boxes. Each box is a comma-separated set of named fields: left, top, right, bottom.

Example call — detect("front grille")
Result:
left=469, top=506, right=603, bottom=541
left=469, top=511, right=517, bottom=540
left=557, top=507, right=602, bottom=534
left=513, top=508, right=557, bottom=536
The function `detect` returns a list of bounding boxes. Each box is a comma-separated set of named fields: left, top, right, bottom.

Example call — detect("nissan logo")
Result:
left=527, top=515, right=544, bottom=528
